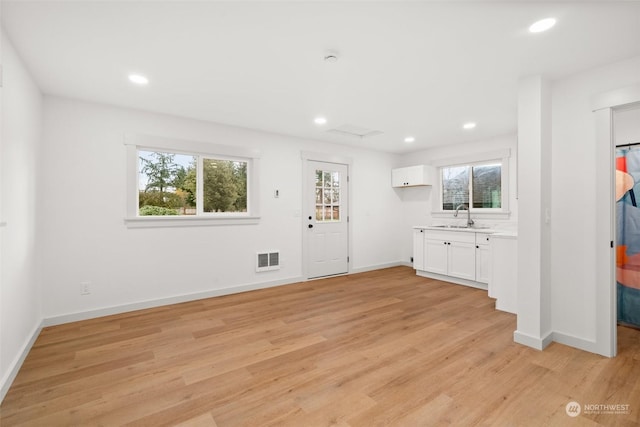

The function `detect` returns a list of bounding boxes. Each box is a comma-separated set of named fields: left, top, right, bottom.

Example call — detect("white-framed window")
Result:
left=441, top=161, right=502, bottom=211
left=432, top=149, right=511, bottom=219
left=125, top=134, right=260, bottom=228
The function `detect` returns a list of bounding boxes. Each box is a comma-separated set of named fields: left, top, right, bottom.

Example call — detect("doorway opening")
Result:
left=594, top=86, right=640, bottom=357
left=614, top=104, right=640, bottom=331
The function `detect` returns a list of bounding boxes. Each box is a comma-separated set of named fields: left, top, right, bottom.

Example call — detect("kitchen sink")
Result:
left=431, top=225, right=492, bottom=230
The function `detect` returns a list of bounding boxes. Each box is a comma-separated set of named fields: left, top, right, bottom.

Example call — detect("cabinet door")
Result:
left=413, top=229, right=425, bottom=270
left=475, top=244, right=490, bottom=284
left=424, top=239, right=448, bottom=275
left=391, top=168, right=407, bottom=187
left=448, top=241, right=476, bottom=280
left=406, top=166, right=423, bottom=185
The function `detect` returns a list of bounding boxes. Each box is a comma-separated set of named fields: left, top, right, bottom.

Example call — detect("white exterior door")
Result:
left=306, top=161, right=349, bottom=279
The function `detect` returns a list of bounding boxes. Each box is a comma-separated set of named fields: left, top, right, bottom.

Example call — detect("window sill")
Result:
left=431, top=211, right=511, bottom=220
left=124, top=215, right=261, bottom=228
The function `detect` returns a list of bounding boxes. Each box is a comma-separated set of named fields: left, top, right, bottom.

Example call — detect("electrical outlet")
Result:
left=80, top=281, right=91, bottom=295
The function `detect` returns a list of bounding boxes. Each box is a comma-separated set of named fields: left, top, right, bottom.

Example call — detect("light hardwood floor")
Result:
left=1, top=266, right=639, bottom=426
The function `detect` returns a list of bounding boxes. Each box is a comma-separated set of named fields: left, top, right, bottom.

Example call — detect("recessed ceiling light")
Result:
left=404, top=136, right=415, bottom=143
left=314, top=117, right=327, bottom=125
left=529, top=18, right=556, bottom=33
left=128, top=74, right=149, bottom=85
left=463, top=122, right=477, bottom=130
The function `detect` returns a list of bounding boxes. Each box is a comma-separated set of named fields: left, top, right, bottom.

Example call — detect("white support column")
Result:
left=514, top=76, right=553, bottom=350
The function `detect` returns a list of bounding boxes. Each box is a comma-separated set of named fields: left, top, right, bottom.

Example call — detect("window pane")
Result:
left=324, top=171, right=332, bottom=188
left=138, top=150, right=196, bottom=216
left=442, top=166, right=469, bottom=210
left=202, top=158, right=248, bottom=213
left=472, top=164, right=501, bottom=208
left=323, top=189, right=332, bottom=204
left=315, top=169, right=342, bottom=222
left=324, top=206, right=332, bottom=219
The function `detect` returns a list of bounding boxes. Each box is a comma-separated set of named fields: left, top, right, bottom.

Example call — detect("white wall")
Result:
left=396, top=134, right=518, bottom=263
left=40, top=97, right=404, bottom=322
left=0, top=31, right=43, bottom=400
left=550, top=55, right=640, bottom=352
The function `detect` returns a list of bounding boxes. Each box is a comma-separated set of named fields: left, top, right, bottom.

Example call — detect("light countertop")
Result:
left=414, top=225, right=517, bottom=237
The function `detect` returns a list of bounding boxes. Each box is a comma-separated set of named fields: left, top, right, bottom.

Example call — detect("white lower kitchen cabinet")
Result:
left=413, top=228, right=425, bottom=270
left=413, top=226, right=517, bottom=311
left=422, top=229, right=477, bottom=282
left=475, top=234, right=491, bottom=284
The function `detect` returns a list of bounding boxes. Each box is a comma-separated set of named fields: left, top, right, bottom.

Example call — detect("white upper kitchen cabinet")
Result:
left=391, top=165, right=432, bottom=187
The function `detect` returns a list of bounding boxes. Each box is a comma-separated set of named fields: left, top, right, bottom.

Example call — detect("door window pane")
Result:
left=315, top=169, right=341, bottom=222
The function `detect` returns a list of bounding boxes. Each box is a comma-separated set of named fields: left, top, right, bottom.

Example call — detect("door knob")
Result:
left=308, top=224, right=314, bottom=229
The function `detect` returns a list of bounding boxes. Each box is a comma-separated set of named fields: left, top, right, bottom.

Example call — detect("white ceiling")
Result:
left=2, top=1, right=640, bottom=153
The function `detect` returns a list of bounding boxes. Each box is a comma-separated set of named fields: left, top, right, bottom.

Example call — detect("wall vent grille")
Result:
left=256, top=251, right=280, bottom=272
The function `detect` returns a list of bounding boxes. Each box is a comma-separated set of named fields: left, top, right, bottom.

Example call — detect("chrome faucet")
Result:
left=454, top=204, right=474, bottom=227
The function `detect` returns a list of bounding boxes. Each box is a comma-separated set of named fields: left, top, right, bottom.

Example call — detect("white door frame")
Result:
left=301, top=151, right=353, bottom=280
left=593, top=83, right=640, bottom=357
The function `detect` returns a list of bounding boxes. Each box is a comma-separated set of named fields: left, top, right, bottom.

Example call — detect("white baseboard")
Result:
left=515, top=330, right=605, bottom=356
left=513, top=330, right=553, bottom=351
left=416, top=270, right=488, bottom=291
left=43, top=275, right=304, bottom=327
left=551, top=331, right=602, bottom=356
left=1, top=321, right=43, bottom=403
left=350, top=261, right=410, bottom=274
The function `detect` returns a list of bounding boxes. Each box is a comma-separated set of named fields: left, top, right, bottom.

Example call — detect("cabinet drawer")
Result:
left=475, top=234, right=491, bottom=246
left=426, top=230, right=476, bottom=244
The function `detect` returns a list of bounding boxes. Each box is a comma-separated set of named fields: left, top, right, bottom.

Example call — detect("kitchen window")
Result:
left=442, top=162, right=502, bottom=210
left=432, top=148, right=511, bottom=219
left=125, top=134, right=260, bottom=227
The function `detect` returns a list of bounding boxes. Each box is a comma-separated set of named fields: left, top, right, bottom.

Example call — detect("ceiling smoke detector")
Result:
left=324, top=52, right=339, bottom=63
